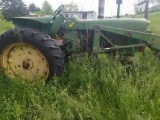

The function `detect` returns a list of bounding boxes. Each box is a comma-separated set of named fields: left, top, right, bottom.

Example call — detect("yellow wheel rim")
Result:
left=0, top=43, right=49, bottom=80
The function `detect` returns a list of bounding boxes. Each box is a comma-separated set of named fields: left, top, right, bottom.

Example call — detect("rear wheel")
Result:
left=0, top=28, right=64, bottom=81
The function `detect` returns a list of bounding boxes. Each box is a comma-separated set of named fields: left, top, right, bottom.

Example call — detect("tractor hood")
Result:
left=66, top=17, right=151, bottom=32
left=12, top=16, right=151, bottom=34
left=12, top=16, right=53, bottom=24
left=11, top=16, right=53, bottom=31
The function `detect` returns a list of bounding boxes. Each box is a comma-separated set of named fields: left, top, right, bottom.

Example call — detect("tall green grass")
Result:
left=0, top=52, right=160, bottom=119
left=0, top=12, right=13, bottom=34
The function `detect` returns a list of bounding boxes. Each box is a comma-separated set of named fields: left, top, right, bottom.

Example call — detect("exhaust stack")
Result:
left=116, top=0, right=123, bottom=18
left=98, top=0, right=105, bottom=18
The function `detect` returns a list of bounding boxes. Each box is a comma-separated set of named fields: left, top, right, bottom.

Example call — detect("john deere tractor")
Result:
left=0, top=5, right=160, bottom=81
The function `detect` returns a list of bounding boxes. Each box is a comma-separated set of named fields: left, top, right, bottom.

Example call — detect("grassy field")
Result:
left=0, top=12, right=160, bottom=119
left=0, top=13, right=13, bottom=34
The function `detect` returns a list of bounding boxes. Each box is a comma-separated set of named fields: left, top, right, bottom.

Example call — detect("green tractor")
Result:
left=0, top=5, right=160, bottom=81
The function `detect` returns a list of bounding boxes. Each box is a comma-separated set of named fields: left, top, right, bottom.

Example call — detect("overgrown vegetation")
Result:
left=0, top=12, right=14, bottom=34
left=0, top=52, right=160, bottom=119
left=0, top=12, right=160, bottom=119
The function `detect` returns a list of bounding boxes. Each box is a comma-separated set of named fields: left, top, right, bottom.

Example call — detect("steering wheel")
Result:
left=53, top=5, right=64, bottom=18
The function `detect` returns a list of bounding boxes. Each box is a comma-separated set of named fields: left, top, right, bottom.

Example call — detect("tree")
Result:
left=134, top=0, right=145, bottom=14
left=28, top=3, right=40, bottom=13
left=42, top=0, right=53, bottom=15
left=63, top=1, right=79, bottom=12
left=0, top=10, right=3, bottom=19
left=0, top=0, right=29, bottom=21
left=150, top=0, right=159, bottom=11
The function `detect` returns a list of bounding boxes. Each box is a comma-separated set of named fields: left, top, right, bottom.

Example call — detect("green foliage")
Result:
left=147, top=11, right=160, bottom=34
left=42, top=0, right=53, bottom=15
left=0, top=52, right=160, bottom=119
left=28, top=3, right=40, bottom=12
left=64, top=1, right=79, bottom=12
left=0, top=15, right=13, bottom=34
left=0, top=10, right=3, bottom=19
left=0, top=0, right=29, bottom=21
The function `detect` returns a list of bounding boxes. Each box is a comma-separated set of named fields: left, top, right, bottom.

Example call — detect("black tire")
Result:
left=0, top=28, right=64, bottom=81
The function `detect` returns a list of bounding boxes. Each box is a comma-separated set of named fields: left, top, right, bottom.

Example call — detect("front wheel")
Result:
left=0, top=28, right=64, bottom=81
